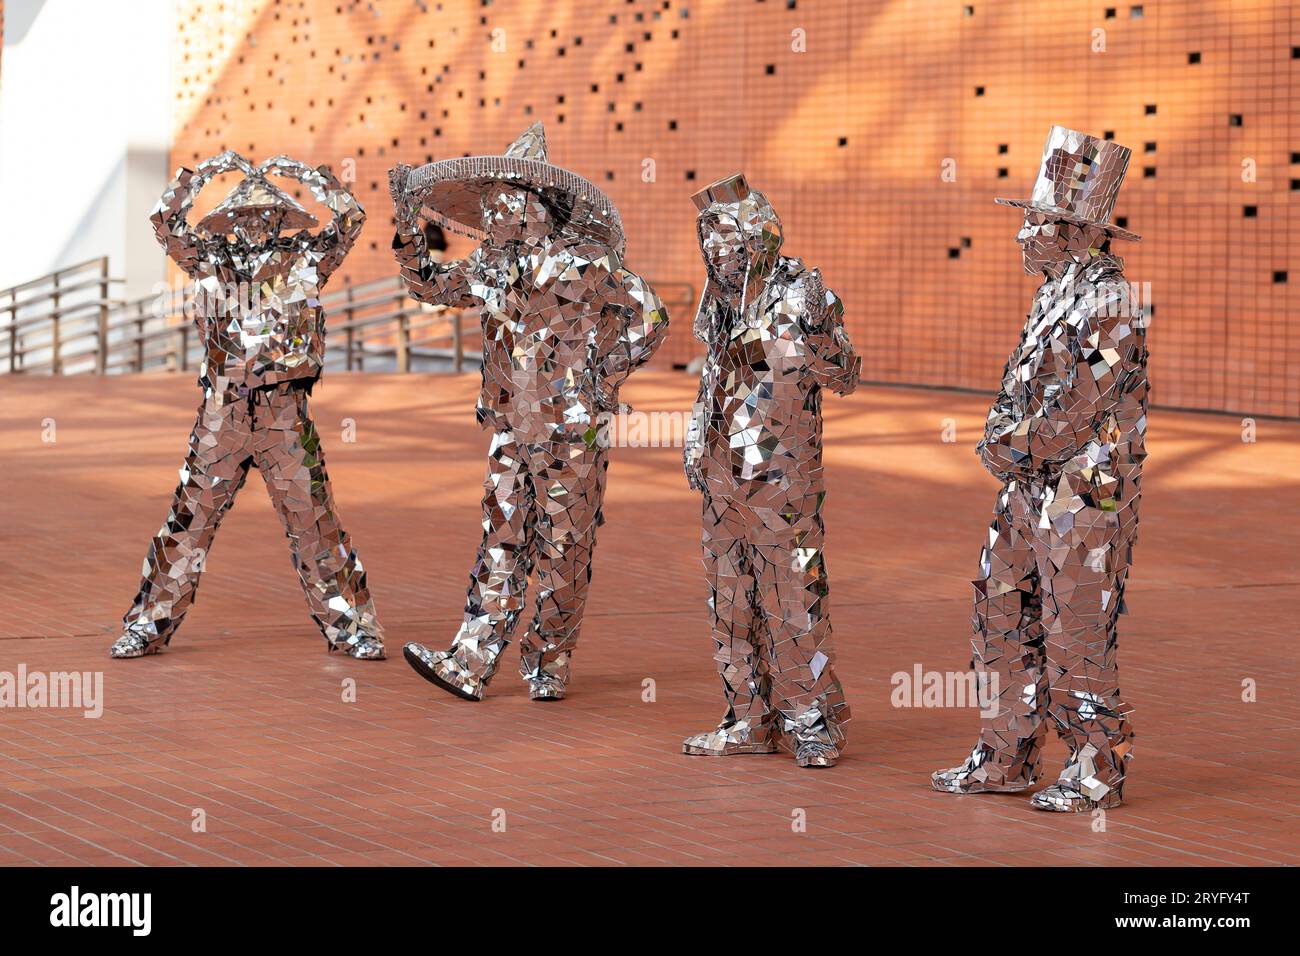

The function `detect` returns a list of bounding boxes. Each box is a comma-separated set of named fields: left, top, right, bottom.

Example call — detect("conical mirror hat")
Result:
left=198, top=175, right=319, bottom=233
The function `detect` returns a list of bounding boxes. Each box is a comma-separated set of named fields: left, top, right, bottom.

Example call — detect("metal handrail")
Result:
left=2, top=257, right=107, bottom=293
left=2, top=258, right=694, bottom=377
left=2, top=257, right=118, bottom=374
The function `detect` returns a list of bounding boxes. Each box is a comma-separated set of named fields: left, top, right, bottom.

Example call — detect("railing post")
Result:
left=97, top=257, right=109, bottom=374
left=50, top=270, right=62, bottom=374
left=136, top=301, right=146, bottom=372
left=8, top=287, right=16, bottom=373
left=345, top=285, right=355, bottom=371
left=176, top=289, right=189, bottom=372
left=397, top=312, right=410, bottom=373
left=452, top=309, right=463, bottom=373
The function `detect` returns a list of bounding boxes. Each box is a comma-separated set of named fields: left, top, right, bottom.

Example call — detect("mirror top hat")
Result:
left=691, top=171, right=753, bottom=210
left=197, top=173, right=319, bottom=234
left=997, top=125, right=1140, bottom=242
left=402, top=121, right=625, bottom=253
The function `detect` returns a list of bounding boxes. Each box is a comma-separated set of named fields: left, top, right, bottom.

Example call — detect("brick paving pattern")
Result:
left=1, top=373, right=1295, bottom=866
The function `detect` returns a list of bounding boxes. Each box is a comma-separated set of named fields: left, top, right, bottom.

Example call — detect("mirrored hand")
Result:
left=390, top=164, right=416, bottom=219
left=256, top=155, right=313, bottom=181
left=801, top=269, right=829, bottom=334
left=200, top=149, right=254, bottom=177
left=683, top=444, right=705, bottom=491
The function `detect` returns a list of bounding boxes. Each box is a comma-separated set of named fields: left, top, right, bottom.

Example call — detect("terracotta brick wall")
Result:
left=169, top=0, right=1300, bottom=417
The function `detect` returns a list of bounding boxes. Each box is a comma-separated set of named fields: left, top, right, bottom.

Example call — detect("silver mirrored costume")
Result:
left=392, top=123, right=668, bottom=701
left=932, top=127, right=1147, bottom=810
left=113, top=151, right=384, bottom=660
left=681, top=174, right=860, bottom=768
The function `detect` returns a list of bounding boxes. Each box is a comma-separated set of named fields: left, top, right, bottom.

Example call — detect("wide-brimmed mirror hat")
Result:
left=403, top=122, right=625, bottom=254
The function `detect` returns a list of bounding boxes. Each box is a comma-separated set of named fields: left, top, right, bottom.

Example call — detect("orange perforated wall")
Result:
left=169, top=0, right=1300, bottom=416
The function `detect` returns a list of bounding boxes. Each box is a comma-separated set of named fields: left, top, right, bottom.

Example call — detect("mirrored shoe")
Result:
left=520, top=650, right=571, bottom=700
left=1031, top=746, right=1125, bottom=811
left=795, top=741, right=840, bottom=768
left=682, top=719, right=777, bottom=756
left=1030, top=783, right=1124, bottom=812
left=109, top=633, right=160, bottom=659
left=331, top=635, right=386, bottom=660
left=931, top=745, right=1037, bottom=793
left=403, top=642, right=486, bottom=701
left=527, top=676, right=567, bottom=701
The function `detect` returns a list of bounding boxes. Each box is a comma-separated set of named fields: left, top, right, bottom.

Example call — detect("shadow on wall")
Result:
left=159, top=0, right=1297, bottom=417
left=2, top=0, right=171, bottom=294
left=40, top=146, right=170, bottom=298
left=3, top=0, right=48, bottom=45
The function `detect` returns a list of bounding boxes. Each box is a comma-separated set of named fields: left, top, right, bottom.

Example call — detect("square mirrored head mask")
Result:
left=1015, top=210, right=1112, bottom=275
left=698, top=212, right=749, bottom=294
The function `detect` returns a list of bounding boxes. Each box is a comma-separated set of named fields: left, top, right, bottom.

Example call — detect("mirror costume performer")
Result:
left=682, top=174, right=860, bottom=768
left=112, top=151, right=384, bottom=661
left=391, top=123, right=668, bottom=702
left=932, top=127, right=1148, bottom=811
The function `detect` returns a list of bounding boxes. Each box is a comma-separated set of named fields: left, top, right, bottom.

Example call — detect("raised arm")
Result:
left=980, top=279, right=1144, bottom=476
left=597, top=264, right=669, bottom=397
left=260, top=155, right=365, bottom=279
left=800, top=269, right=860, bottom=396
left=150, top=149, right=252, bottom=276
left=387, top=164, right=480, bottom=307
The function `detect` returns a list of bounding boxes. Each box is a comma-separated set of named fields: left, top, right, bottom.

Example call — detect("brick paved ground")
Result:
left=1, top=373, right=1296, bottom=866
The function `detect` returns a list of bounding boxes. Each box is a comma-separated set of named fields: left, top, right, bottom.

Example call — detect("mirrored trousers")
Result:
left=442, top=428, right=610, bottom=688
left=120, top=382, right=382, bottom=652
left=966, top=470, right=1139, bottom=803
left=699, top=479, right=850, bottom=753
